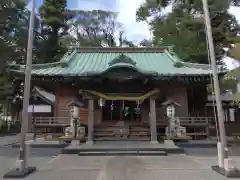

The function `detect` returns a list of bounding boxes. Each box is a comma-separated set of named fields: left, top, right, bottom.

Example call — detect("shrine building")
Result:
left=10, top=47, right=227, bottom=142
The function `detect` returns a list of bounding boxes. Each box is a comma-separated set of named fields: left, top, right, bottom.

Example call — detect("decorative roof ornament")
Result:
left=108, top=53, right=136, bottom=67
left=168, top=46, right=175, bottom=55
left=67, top=44, right=78, bottom=54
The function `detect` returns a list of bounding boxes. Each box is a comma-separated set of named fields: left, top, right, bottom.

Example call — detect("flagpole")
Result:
left=202, top=0, right=240, bottom=177
left=202, top=0, right=227, bottom=165
left=19, top=0, right=36, bottom=170
left=4, top=0, right=36, bottom=177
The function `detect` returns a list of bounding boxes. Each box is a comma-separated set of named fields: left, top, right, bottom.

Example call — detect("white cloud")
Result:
left=223, top=57, right=240, bottom=70
left=229, top=6, right=240, bottom=22
left=116, top=0, right=151, bottom=43
left=26, top=0, right=40, bottom=13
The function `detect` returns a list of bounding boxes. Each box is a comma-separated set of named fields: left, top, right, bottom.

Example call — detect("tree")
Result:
left=136, top=0, right=240, bottom=64
left=66, top=10, right=135, bottom=47
left=38, top=0, right=73, bottom=62
left=0, top=0, right=29, bottom=102
left=139, top=39, right=153, bottom=47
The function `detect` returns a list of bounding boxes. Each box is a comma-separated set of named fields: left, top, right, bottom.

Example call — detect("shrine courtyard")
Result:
left=2, top=152, right=240, bottom=180
left=7, top=46, right=240, bottom=179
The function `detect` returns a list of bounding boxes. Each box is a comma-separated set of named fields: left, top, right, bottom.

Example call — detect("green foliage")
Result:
left=139, top=39, right=153, bottom=47
left=0, top=0, right=29, bottom=102
left=229, top=43, right=240, bottom=60
left=136, top=0, right=240, bottom=64
left=38, top=0, right=70, bottom=62
left=225, top=68, right=240, bottom=80
left=65, top=10, right=135, bottom=47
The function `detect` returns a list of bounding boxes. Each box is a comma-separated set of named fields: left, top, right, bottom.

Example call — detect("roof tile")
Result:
left=11, top=47, right=224, bottom=76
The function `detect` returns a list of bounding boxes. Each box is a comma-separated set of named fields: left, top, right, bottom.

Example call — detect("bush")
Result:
left=0, top=122, right=21, bottom=135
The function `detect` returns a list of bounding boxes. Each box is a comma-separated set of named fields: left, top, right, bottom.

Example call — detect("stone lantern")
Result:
left=67, top=99, right=84, bottom=138
left=161, top=99, right=184, bottom=138
left=162, top=99, right=180, bottom=118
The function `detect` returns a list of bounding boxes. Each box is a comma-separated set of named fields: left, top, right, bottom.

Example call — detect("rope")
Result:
left=80, top=89, right=159, bottom=101
left=204, top=23, right=220, bottom=141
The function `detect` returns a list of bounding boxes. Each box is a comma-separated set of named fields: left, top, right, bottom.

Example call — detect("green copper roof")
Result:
left=10, top=47, right=225, bottom=77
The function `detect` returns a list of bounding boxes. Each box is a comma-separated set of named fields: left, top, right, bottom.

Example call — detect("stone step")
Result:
left=128, top=136, right=150, bottom=141
left=78, top=150, right=167, bottom=156
left=130, top=129, right=149, bottom=133
left=94, top=137, right=150, bottom=141
left=94, top=132, right=150, bottom=136
left=93, top=133, right=115, bottom=137
left=129, top=132, right=150, bottom=136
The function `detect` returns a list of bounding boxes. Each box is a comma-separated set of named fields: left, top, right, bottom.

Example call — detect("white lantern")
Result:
left=166, top=105, right=175, bottom=117
left=98, top=97, right=106, bottom=107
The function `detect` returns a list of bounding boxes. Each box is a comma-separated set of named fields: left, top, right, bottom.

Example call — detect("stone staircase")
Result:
left=93, top=121, right=150, bottom=141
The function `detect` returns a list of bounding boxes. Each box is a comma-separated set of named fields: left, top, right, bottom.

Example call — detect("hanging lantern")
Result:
left=98, top=97, right=106, bottom=107
left=138, top=99, right=144, bottom=104
left=110, top=100, right=114, bottom=111
left=134, top=100, right=141, bottom=114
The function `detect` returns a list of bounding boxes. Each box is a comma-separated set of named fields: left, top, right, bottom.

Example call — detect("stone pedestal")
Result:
left=165, top=117, right=186, bottom=138
left=71, top=140, right=79, bottom=146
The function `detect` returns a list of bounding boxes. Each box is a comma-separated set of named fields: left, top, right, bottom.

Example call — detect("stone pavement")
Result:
left=0, top=156, right=54, bottom=180
left=2, top=154, right=240, bottom=180
left=0, top=134, right=33, bottom=147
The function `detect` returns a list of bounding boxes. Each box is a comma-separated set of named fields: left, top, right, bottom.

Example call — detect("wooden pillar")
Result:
left=150, top=97, right=158, bottom=143
left=87, top=99, right=94, bottom=144
left=206, top=117, right=210, bottom=140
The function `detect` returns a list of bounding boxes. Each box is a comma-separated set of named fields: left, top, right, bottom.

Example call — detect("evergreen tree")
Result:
left=0, top=0, right=28, bottom=102
left=136, top=0, right=240, bottom=64
left=65, top=10, right=135, bottom=47
left=38, top=0, right=72, bottom=62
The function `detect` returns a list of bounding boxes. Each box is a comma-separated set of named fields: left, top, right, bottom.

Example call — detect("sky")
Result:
left=27, top=0, right=150, bottom=43
left=27, top=0, right=240, bottom=69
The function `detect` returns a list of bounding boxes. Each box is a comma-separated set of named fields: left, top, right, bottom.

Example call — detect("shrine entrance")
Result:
left=102, top=100, right=141, bottom=121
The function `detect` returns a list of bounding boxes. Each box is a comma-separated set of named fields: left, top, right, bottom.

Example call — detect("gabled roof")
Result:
left=32, top=86, right=56, bottom=104
left=67, top=99, right=84, bottom=107
left=10, top=47, right=226, bottom=77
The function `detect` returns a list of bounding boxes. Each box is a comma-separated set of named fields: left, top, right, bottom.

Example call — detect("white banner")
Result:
left=28, top=105, right=51, bottom=113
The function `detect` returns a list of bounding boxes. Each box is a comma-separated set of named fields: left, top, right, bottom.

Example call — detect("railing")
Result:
left=179, top=117, right=212, bottom=126
left=33, top=117, right=69, bottom=125
left=157, top=116, right=213, bottom=126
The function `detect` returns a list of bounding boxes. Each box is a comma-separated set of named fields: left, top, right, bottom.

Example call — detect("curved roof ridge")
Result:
left=76, top=46, right=172, bottom=53
left=163, top=50, right=181, bottom=63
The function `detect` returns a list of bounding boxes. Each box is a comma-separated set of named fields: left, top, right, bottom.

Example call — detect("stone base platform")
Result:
left=61, top=141, right=184, bottom=155
left=12, top=138, right=69, bottom=148
left=212, top=165, right=240, bottom=178
left=3, top=167, right=36, bottom=178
